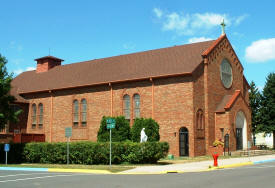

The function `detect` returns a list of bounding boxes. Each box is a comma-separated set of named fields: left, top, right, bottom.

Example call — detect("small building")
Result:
left=6, top=33, right=251, bottom=156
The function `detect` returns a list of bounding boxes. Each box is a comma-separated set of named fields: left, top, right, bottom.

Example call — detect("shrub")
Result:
left=131, top=118, right=160, bottom=142
left=97, top=116, right=131, bottom=142
left=0, top=141, right=169, bottom=164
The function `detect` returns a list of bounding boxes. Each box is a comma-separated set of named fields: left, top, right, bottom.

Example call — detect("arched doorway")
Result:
left=179, top=127, right=189, bottom=156
left=236, top=111, right=247, bottom=150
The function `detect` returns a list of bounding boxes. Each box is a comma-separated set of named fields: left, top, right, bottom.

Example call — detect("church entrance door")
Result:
left=236, top=111, right=247, bottom=150
left=179, top=127, right=189, bottom=156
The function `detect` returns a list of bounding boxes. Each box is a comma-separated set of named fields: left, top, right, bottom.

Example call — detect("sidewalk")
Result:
left=0, top=154, right=274, bottom=174
left=120, top=154, right=275, bottom=174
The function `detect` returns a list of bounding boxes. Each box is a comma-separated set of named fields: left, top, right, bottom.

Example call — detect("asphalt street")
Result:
left=0, top=162, right=275, bottom=188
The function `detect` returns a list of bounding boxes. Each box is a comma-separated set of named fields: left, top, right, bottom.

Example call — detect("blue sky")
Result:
left=0, top=0, right=274, bottom=89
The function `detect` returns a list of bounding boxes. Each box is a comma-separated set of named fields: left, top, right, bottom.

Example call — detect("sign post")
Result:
left=65, top=127, right=72, bottom=165
left=106, top=118, right=116, bottom=167
left=4, top=144, right=10, bottom=165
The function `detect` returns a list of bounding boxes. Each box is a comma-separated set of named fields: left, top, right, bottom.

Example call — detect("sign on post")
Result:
left=106, top=118, right=116, bottom=167
left=65, top=127, right=72, bottom=138
left=4, top=144, right=10, bottom=165
left=65, top=127, right=72, bottom=165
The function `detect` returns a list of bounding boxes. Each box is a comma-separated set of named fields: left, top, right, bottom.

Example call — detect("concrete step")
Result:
left=230, top=150, right=274, bottom=157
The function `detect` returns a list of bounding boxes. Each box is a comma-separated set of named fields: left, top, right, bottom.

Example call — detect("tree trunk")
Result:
left=273, top=130, right=275, bottom=149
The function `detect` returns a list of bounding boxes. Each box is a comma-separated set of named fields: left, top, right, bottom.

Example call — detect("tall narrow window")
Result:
left=73, top=100, right=79, bottom=127
left=38, top=103, right=43, bottom=129
left=196, top=109, right=204, bottom=130
left=32, top=104, right=37, bottom=129
left=133, top=94, right=140, bottom=119
left=123, top=95, right=130, bottom=120
left=81, top=99, right=87, bottom=127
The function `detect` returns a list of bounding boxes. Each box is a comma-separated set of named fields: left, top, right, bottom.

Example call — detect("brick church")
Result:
left=6, top=33, right=251, bottom=157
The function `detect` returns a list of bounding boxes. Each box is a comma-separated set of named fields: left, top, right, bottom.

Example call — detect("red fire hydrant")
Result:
left=212, top=153, right=219, bottom=167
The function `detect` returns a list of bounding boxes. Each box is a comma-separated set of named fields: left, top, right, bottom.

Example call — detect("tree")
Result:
left=97, top=116, right=131, bottom=142
left=131, top=118, right=160, bottom=142
left=0, top=54, right=21, bottom=129
left=249, top=81, right=262, bottom=144
left=259, top=72, right=275, bottom=148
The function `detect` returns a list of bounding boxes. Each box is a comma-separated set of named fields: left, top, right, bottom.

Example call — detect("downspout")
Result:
left=203, top=58, right=209, bottom=153
left=109, top=83, right=113, bottom=116
left=49, top=90, right=53, bottom=142
left=150, top=78, right=154, bottom=119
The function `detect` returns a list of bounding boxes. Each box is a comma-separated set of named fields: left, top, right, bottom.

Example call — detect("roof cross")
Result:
left=221, top=19, right=226, bottom=35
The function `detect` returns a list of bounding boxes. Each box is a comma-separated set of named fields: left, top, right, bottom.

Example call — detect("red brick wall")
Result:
left=205, top=37, right=251, bottom=153
left=18, top=36, right=251, bottom=157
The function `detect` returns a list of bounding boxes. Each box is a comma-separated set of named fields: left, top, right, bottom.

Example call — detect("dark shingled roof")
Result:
left=11, top=40, right=215, bottom=100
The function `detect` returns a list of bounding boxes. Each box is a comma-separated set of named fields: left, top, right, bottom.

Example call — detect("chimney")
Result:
left=35, top=56, right=64, bottom=73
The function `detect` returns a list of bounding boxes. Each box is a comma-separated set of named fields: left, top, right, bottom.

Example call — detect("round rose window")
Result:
left=220, top=59, right=233, bottom=88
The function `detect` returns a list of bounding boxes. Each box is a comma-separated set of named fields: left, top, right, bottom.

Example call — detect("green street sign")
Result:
left=107, top=123, right=115, bottom=129
left=65, top=127, right=72, bottom=138
left=106, top=118, right=115, bottom=124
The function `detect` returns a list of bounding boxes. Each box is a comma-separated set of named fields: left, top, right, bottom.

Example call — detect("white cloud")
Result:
left=153, top=8, right=163, bottom=18
left=245, top=38, right=275, bottom=63
left=191, top=13, right=230, bottom=29
left=153, top=8, right=247, bottom=36
left=9, top=41, right=23, bottom=52
left=235, top=14, right=249, bottom=25
left=14, top=69, right=24, bottom=75
left=188, top=37, right=213, bottom=43
left=26, top=67, right=35, bottom=71
left=13, top=66, right=36, bottom=75
left=123, top=42, right=136, bottom=50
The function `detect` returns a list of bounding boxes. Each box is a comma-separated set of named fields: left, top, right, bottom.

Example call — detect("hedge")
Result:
left=97, top=116, right=131, bottom=142
left=0, top=142, right=169, bottom=164
left=131, top=118, right=160, bottom=142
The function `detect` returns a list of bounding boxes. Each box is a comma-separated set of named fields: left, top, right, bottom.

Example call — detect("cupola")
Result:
left=35, top=56, right=64, bottom=73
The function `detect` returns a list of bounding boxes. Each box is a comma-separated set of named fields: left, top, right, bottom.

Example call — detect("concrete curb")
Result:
left=253, top=159, right=275, bottom=164
left=0, top=157, right=274, bottom=175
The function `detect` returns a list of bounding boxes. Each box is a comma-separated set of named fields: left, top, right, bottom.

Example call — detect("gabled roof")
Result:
left=216, top=90, right=249, bottom=113
left=12, top=40, right=215, bottom=96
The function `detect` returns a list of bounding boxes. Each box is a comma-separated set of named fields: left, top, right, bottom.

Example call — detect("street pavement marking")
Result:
left=0, top=172, right=60, bottom=178
left=0, top=174, right=89, bottom=183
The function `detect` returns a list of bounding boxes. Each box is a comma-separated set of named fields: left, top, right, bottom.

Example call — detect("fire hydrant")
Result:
left=212, top=153, right=219, bottom=167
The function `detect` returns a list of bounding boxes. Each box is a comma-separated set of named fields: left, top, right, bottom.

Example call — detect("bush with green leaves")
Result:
left=0, top=141, right=169, bottom=164
left=131, top=118, right=160, bottom=142
left=97, top=116, right=131, bottom=142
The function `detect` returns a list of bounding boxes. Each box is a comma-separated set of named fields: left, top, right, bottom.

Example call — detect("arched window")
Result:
left=38, top=103, right=43, bottom=128
left=81, top=99, right=87, bottom=127
left=32, top=104, right=37, bottom=129
left=73, top=100, right=79, bottom=127
left=123, top=95, right=130, bottom=120
left=133, top=94, right=140, bottom=119
left=196, top=109, right=204, bottom=130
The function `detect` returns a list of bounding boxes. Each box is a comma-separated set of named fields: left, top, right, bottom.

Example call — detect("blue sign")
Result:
left=4, top=144, right=10, bottom=152
left=107, top=118, right=115, bottom=124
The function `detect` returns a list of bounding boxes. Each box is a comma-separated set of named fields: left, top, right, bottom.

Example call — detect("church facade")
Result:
left=7, top=34, right=251, bottom=157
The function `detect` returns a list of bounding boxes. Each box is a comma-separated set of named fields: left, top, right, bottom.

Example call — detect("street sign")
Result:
left=107, top=123, right=115, bottom=129
left=106, top=118, right=116, bottom=167
left=65, top=127, right=72, bottom=138
left=4, top=144, right=10, bottom=152
left=106, top=118, right=115, bottom=129
left=107, top=118, right=115, bottom=124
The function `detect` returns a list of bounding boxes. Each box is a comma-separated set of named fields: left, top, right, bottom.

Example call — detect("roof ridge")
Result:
left=59, top=40, right=215, bottom=68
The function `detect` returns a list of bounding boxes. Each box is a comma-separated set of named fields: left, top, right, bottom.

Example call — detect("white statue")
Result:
left=140, top=128, right=148, bottom=143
